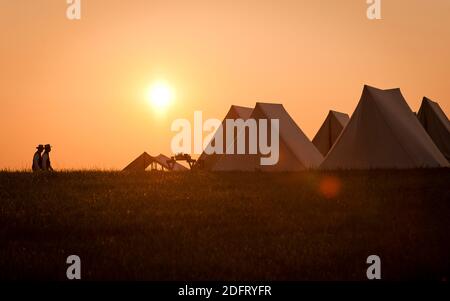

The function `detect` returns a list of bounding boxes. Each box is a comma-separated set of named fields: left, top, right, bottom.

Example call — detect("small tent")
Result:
left=123, top=152, right=154, bottom=171
left=211, top=103, right=324, bottom=171
left=312, top=110, right=349, bottom=156
left=417, top=97, right=450, bottom=161
left=197, top=105, right=254, bottom=170
left=123, top=152, right=188, bottom=171
left=321, top=85, right=449, bottom=169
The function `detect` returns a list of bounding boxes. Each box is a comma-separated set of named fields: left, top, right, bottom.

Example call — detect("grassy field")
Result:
left=0, top=170, right=449, bottom=281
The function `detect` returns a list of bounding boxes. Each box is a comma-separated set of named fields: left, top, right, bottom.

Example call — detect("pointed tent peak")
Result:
left=361, top=85, right=387, bottom=102
left=329, top=109, right=347, bottom=115
left=419, top=97, right=441, bottom=116
left=328, top=110, right=350, bottom=124
left=253, top=102, right=297, bottom=122
left=123, top=152, right=155, bottom=172
left=155, top=153, right=169, bottom=160
left=362, top=84, right=402, bottom=94
left=362, top=84, right=402, bottom=95
left=417, top=97, right=450, bottom=162
left=225, top=105, right=253, bottom=120
left=313, top=110, right=349, bottom=157
left=362, top=84, right=388, bottom=91
left=420, top=97, right=447, bottom=113
left=255, top=102, right=284, bottom=108
left=134, top=152, right=153, bottom=160
left=328, top=110, right=350, bottom=117
left=422, top=96, right=439, bottom=106
left=418, top=96, right=449, bottom=123
left=253, top=102, right=287, bottom=117
left=229, top=105, right=253, bottom=119
left=128, top=151, right=152, bottom=158
left=362, top=84, right=381, bottom=93
left=360, top=85, right=410, bottom=113
left=230, top=105, right=253, bottom=112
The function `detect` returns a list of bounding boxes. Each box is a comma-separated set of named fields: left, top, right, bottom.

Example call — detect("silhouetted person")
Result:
left=32, top=145, right=44, bottom=171
left=42, top=144, right=54, bottom=171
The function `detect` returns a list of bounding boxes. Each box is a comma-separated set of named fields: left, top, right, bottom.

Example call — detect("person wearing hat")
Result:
left=42, top=144, right=54, bottom=171
left=32, top=145, right=44, bottom=171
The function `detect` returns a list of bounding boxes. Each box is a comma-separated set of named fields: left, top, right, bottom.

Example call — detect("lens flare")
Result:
left=319, top=176, right=342, bottom=199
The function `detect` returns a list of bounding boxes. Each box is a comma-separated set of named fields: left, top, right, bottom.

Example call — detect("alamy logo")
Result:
left=366, top=255, right=381, bottom=280
left=66, top=255, right=81, bottom=280
left=366, top=0, right=382, bottom=20
left=66, top=0, right=81, bottom=20
left=171, top=111, right=280, bottom=166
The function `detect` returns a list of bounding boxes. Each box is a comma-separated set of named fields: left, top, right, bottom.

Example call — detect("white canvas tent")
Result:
left=417, top=97, right=450, bottom=161
left=123, top=152, right=154, bottom=171
left=209, top=103, right=323, bottom=171
left=312, top=110, right=349, bottom=156
left=321, top=85, right=449, bottom=169
left=197, top=105, right=254, bottom=170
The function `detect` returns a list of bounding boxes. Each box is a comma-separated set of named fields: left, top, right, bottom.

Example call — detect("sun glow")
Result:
left=147, top=81, right=174, bottom=111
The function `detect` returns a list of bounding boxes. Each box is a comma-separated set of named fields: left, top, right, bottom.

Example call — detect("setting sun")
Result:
left=148, top=81, right=174, bottom=111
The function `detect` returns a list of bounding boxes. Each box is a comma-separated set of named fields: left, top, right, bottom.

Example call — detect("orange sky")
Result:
left=1, top=0, right=449, bottom=170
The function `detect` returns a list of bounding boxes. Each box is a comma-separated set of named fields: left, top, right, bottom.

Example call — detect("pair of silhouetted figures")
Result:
left=32, top=144, right=53, bottom=172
